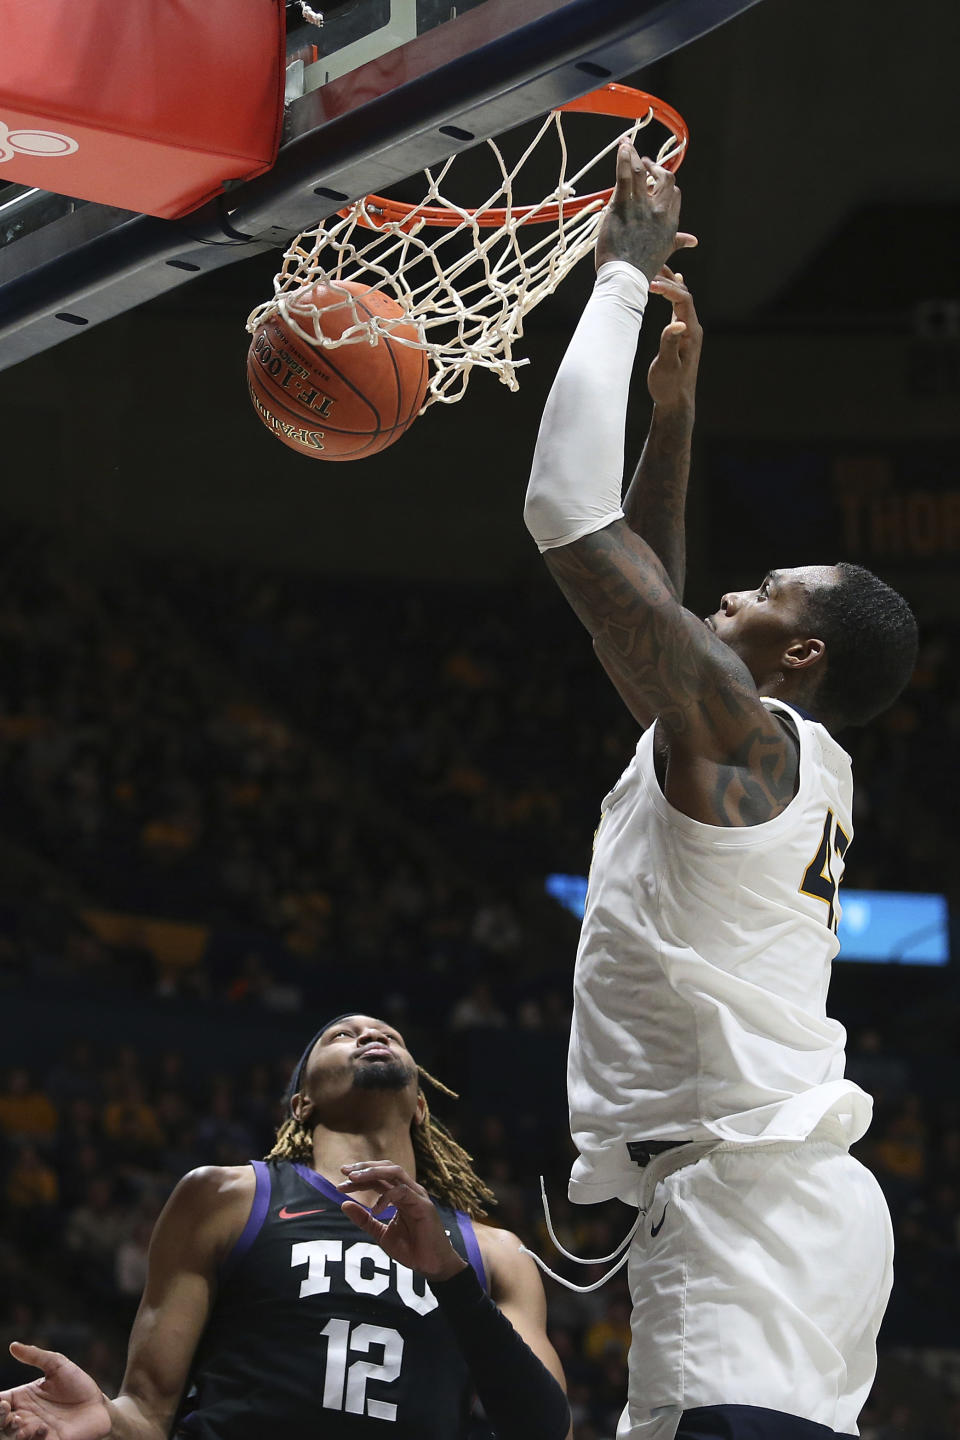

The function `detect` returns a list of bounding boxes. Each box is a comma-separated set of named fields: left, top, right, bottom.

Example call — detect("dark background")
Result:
left=0, top=1, right=958, bottom=1436
left=0, top=0, right=957, bottom=601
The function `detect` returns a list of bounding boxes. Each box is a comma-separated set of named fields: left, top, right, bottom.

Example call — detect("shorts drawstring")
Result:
left=518, top=1176, right=644, bottom=1293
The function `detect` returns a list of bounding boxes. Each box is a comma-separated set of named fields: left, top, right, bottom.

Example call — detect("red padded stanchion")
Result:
left=0, top=0, right=286, bottom=219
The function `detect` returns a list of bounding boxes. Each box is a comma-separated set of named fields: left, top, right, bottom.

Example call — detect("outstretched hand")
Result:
left=647, top=265, right=703, bottom=410
left=338, top=1162, right=467, bottom=1284
left=0, top=1344, right=110, bottom=1440
left=595, top=141, right=696, bottom=279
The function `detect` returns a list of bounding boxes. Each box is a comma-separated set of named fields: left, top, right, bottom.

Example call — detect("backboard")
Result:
left=0, top=0, right=765, bottom=373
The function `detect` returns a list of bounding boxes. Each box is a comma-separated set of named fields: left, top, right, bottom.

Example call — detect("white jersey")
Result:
left=567, top=698, right=873, bottom=1205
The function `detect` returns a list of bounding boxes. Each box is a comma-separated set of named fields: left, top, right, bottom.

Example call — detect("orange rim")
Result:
left=341, top=84, right=688, bottom=233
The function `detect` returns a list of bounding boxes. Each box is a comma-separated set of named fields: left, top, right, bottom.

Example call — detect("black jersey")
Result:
left=176, top=1160, right=488, bottom=1439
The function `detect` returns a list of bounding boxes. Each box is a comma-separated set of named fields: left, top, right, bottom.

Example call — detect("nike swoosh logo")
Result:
left=650, top=1204, right=669, bottom=1237
left=278, top=1204, right=326, bottom=1219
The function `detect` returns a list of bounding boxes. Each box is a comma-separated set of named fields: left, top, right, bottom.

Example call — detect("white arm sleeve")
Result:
left=523, top=261, right=649, bottom=553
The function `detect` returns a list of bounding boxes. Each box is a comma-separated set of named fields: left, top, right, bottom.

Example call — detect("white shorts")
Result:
left=616, top=1129, right=894, bottom=1440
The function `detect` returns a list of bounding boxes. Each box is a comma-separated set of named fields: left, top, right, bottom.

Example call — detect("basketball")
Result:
left=246, top=280, right=429, bottom=461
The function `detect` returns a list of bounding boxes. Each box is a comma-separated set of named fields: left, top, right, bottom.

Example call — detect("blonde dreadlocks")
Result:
left=265, top=1063, right=496, bottom=1220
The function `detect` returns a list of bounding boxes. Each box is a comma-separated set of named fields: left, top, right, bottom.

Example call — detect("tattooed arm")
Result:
left=621, top=268, right=702, bottom=599
left=545, top=523, right=797, bottom=827
left=590, top=272, right=701, bottom=725
left=525, top=145, right=794, bottom=827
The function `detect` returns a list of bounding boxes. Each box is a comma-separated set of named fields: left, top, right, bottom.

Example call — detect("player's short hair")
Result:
left=804, top=563, right=918, bottom=729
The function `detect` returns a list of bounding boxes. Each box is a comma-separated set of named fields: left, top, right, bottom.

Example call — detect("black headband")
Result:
left=286, top=1014, right=357, bottom=1113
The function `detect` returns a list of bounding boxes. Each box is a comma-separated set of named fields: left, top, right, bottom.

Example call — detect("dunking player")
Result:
left=523, top=143, right=918, bottom=1438
left=0, top=1015, right=570, bottom=1440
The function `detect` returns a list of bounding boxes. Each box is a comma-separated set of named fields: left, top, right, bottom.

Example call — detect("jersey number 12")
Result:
left=320, top=1318, right=403, bottom=1422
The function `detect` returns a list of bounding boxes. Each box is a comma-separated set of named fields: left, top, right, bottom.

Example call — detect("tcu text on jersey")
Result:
left=291, top=1238, right=438, bottom=1314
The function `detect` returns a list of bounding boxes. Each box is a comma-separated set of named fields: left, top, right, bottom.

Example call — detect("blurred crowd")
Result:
left=0, top=535, right=958, bottom=1436
left=1, top=1025, right=960, bottom=1436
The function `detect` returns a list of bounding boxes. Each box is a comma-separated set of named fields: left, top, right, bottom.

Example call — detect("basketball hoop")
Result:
left=352, top=86, right=688, bottom=232
left=246, top=84, right=688, bottom=407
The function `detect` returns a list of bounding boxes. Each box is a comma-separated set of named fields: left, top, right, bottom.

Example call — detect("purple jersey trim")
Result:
left=455, top=1210, right=488, bottom=1293
left=292, top=1160, right=398, bottom=1219
left=290, top=1164, right=485, bottom=1287
left=221, top=1160, right=271, bottom=1277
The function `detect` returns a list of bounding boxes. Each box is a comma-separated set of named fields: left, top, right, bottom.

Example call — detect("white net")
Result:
left=246, top=100, right=684, bottom=409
